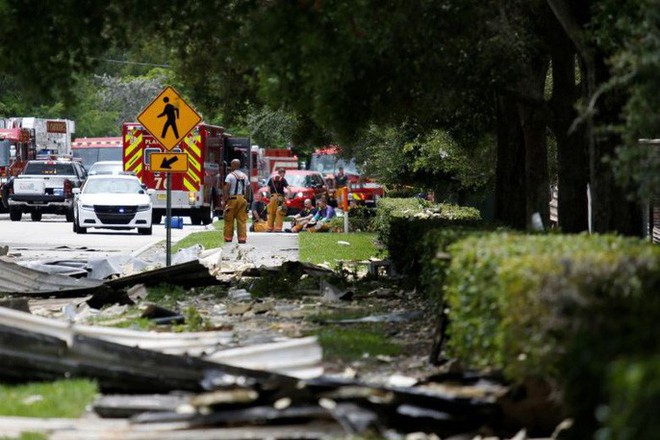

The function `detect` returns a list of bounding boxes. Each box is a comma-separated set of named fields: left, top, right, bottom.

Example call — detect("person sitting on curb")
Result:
left=288, top=198, right=317, bottom=233
left=305, top=196, right=336, bottom=233
left=250, top=191, right=270, bottom=232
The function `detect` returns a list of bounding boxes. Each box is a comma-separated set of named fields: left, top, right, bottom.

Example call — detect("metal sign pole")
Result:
left=166, top=172, right=172, bottom=267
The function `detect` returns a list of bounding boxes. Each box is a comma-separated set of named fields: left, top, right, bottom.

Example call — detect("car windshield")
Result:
left=83, top=178, right=143, bottom=194
left=285, top=174, right=321, bottom=188
left=89, top=163, right=122, bottom=175
left=310, top=155, right=359, bottom=175
left=24, top=162, right=75, bottom=175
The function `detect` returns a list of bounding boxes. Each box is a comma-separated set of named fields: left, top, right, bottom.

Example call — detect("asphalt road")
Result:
left=0, top=213, right=209, bottom=262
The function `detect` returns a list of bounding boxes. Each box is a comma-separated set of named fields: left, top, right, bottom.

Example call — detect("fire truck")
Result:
left=122, top=123, right=251, bottom=225
left=72, top=137, right=122, bottom=170
left=249, top=146, right=299, bottom=195
left=309, top=146, right=384, bottom=207
left=1, top=117, right=75, bottom=158
left=0, top=128, right=35, bottom=211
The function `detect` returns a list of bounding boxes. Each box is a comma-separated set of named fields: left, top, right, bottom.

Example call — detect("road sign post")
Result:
left=136, top=86, right=202, bottom=266
left=166, top=172, right=172, bottom=267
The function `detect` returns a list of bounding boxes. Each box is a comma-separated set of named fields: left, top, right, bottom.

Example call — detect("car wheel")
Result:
left=75, top=220, right=87, bottom=234
left=152, top=213, right=162, bottom=224
left=138, top=226, right=152, bottom=235
left=31, top=212, right=42, bottom=222
left=9, top=206, right=22, bottom=221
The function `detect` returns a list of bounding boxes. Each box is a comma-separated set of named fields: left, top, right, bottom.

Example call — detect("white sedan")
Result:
left=73, top=175, right=153, bottom=235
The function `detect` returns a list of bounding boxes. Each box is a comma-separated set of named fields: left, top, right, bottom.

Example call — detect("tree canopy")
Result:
left=0, top=0, right=657, bottom=234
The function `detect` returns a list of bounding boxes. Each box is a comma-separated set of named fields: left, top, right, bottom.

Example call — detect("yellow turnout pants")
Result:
left=267, top=194, right=286, bottom=232
left=223, top=195, right=248, bottom=243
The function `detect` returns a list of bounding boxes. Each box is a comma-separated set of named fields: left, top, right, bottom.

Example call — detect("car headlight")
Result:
left=296, top=191, right=304, bottom=198
left=81, top=204, right=94, bottom=211
left=137, top=204, right=151, bottom=212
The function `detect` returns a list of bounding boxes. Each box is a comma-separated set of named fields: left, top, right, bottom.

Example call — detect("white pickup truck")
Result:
left=7, top=159, right=87, bottom=222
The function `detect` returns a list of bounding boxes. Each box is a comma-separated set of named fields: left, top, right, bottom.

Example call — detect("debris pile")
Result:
left=0, top=247, right=556, bottom=438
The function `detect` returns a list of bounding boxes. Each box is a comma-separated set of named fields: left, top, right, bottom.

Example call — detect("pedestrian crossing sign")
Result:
left=137, top=86, right=202, bottom=151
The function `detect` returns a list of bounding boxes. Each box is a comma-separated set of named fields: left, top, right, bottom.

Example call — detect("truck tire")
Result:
left=190, top=211, right=202, bottom=225
left=1, top=184, right=10, bottom=209
left=9, top=207, right=22, bottom=222
left=65, top=209, right=74, bottom=223
left=30, top=212, right=42, bottom=222
left=201, top=201, right=214, bottom=225
left=152, top=213, right=162, bottom=224
left=138, top=226, right=152, bottom=235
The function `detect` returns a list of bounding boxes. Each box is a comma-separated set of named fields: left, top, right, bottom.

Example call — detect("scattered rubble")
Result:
left=0, top=244, right=560, bottom=438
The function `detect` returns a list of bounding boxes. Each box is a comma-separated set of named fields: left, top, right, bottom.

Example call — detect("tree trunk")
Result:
left=590, top=53, right=643, bottom=235
left=548, top=15, right=589, bottom=233
left=495, top=94, right=526, bottom=229
left=548, top=0, right=643, bottom=236
left=518, top=100, right=550, bottom=229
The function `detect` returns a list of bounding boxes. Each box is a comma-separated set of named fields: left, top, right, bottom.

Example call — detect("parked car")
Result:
left=258, top=170, right=328, bottom=214
left=87, top=160, right=125, bottom=176
left=72, top=174, right=153, bottom=235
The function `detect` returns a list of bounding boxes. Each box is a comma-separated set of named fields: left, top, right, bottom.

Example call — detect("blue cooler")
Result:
left=167, top=216, right=184, bottom=229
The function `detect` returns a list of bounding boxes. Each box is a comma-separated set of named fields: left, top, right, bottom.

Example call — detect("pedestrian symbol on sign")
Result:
left=137, top=86, right=202, bottom=151
left=157, top=97, right=180, bottom=139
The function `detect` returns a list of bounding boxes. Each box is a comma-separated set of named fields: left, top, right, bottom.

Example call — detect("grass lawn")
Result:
left=0, top=379, right=98, bottom=418
left=172, top=222, right=384, bottom=268
left=299, top=232, right=383, bottom=266
left=172, top=220, right=224, bottom=252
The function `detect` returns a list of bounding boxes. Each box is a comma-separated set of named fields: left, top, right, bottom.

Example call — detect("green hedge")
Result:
left=327, top=205, right=378, bottom=232
left=373, top=197, right=481, bottom=277
left=601, top=357, right=660, bottom=440
left=439, top=232, right=660, bottom=438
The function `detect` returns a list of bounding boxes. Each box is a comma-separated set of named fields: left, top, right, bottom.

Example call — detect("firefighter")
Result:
left=266, top=167, right=289, bottom=232
left=222, top=159, right=249, bottom=243
left=334, top=166, right=348, bottom=187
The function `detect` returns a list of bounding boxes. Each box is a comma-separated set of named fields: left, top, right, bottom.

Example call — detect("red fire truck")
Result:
left=122, top=123, right=251, bottom=225
left=72, top=137, right=122, bottom=170
left=248, top=146, right=299, bottom=195
left=0, top=128, right=35, bottom=211
left=309, top=146, right=384, bottom=207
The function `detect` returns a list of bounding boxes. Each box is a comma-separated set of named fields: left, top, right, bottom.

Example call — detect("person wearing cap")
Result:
left=250, top=190, right=270, bottom=232
left=265, top=167, right=289, bottom=232
left=222, top=159, right=248, bottom=243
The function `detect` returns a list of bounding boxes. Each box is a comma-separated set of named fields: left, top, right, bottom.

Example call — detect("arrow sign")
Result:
left=160, top=156, right=179, bottom=169
left=150, top=152, right=188, bottom=173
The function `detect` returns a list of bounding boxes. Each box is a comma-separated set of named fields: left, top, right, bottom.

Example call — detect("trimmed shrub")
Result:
left=373, top=197, right=481, bottom=277
left=440, top=232, right=660, bottom=438
left=327, top=205, right=378, bottom=232
left=600, top=357, right=660, bottom=440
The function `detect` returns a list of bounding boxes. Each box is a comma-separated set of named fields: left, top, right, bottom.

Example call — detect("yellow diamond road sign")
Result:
left=150, top=152, right=189, bottom=173
left=137, top=86, right=202, bottom=151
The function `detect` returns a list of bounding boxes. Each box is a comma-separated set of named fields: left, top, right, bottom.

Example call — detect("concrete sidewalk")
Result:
left=220, top=226, right=299, bottom=268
